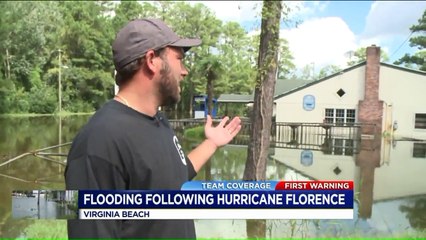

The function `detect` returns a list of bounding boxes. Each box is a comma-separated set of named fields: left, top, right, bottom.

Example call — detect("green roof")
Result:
left=217, top=94, right=253, bottom=103
left=218, top=79, right=312, bottom=103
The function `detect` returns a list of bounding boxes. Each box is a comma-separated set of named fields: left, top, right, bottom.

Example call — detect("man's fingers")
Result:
left=226, top=117, right=241, bottom=130
left=217, top=116, right=230, bottom=128
left=205, top=115, right=213, bottom=128
left=230, top=125, right=242, bottom=137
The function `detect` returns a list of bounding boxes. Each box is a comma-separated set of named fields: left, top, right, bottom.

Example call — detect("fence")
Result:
left=169, top=119, right=376, bottom=153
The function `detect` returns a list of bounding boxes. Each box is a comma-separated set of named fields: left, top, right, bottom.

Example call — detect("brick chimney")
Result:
left=358, top=45, right=384, bottom=135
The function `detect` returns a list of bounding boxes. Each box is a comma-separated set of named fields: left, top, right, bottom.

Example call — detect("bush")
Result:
left=183, top=126, right=205, bottom=140
left=28, top=84, right=57, bottom=113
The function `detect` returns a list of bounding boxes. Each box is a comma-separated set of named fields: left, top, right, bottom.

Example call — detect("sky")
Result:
left=190, top=1, right=426, bottom=72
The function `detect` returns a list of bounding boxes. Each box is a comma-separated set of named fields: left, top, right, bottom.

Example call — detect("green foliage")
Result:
left=27, top=84, right=57, bottom=114
left=318, top=64, right=342, bottom=79
left=347, top=47, right=390, bottom=66
left=0, top=1, right=294, bottom=115
left=183, top=126, right=205, bottom=140
left=395, top=10, right=426, bottom=71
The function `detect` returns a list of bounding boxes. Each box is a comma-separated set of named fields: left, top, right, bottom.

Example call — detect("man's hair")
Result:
left=115, top=48, right=166, bottom=87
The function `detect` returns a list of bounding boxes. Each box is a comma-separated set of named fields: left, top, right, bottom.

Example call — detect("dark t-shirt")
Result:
left=65, top=100, right=197, bottom=238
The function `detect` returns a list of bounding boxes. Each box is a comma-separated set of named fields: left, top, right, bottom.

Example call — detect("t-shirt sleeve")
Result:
left=186, top=157, right=197, bottom=180
left=65, top=155, right=127, bottom=238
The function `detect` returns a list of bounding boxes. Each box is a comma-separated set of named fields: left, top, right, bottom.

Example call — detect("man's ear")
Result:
left=144, top=49, right=161, bottom=74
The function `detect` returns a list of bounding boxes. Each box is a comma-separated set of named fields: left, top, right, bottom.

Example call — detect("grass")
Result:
left=22, top=220, right=67, bottom=239
left=14, top=219, right=426, bottom=239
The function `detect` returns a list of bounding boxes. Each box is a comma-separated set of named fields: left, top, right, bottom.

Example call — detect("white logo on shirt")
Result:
left=173, top=136, right=186, bottom=166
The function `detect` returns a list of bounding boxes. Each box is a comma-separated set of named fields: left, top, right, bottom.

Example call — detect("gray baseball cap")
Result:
left=112, top=18, right=202, bottom=71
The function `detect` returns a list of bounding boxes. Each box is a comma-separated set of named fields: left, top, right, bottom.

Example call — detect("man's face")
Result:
left=158, top=47, right=188, bottom=106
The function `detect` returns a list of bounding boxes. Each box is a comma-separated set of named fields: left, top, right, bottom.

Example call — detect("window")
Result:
left=324, top=108, right=356, bottom=125
left=336, top=88, right=346, bottom=97
left=415, top=113, right=426, bottom=129
left=413, top=143, right=426, bottom=158
left=325, top=109, right=334, bottom=123
left=346, top=109, right=356, bottom=124
left=323, top=138, right=355, bottom=156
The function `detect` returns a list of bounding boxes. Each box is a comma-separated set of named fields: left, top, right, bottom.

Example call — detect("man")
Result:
left=65, top=19, right=241, bottom=238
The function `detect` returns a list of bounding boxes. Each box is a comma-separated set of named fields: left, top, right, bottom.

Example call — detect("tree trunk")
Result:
left=206, top=76, right=213, bottom=117
left=243, top=0, right=282, bottom=181
left=189, top=80, right=194, bottom=117
left=5, top=49, right=11, bottom=79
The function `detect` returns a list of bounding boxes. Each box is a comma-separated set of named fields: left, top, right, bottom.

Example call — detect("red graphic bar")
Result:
left=275, top=181, right=353, bottom=190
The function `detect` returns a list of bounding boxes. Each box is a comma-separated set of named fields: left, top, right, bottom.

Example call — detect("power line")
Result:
left=390, top=31, right=414, bottom=60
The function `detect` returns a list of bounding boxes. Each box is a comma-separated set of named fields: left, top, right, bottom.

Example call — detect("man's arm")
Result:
left=187, top=115, right=241, bottom=172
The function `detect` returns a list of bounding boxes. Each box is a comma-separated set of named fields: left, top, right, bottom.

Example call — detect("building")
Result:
left=220, top=45, right=426, bottom=140
left=275, top=45, right=426, bottom=140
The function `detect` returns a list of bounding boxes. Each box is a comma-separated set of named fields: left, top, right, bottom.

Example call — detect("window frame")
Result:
left=324, top=108, right=357, bottom=125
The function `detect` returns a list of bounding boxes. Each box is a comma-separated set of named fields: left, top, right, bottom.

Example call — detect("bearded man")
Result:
left=65, top=18, right=241, bottom=239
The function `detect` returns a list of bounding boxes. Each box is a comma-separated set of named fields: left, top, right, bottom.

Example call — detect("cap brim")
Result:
left=169, top=38, right=202, bottom=52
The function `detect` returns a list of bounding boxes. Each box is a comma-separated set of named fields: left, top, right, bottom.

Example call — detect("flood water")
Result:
left=12, top=194, right=74, bottom=220
left=0, top=115, right=425, bottom=238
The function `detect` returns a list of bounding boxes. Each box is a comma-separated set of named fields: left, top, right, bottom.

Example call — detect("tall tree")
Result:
left=244, top=1, right=282, bottom=181
left=168, top=2, right=222, bottom=117
left=394, top=10, right=426, bottom=71
left=58, top=1, right=114, bottom=112
left=111, top=1, right=145, bottom=33
left=218, top=22, right=256, bottom=94
left=0, top=2, right=63, bottom=113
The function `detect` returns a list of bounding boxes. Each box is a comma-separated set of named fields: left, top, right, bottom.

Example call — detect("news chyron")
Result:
left=12, top=181, right=354, bottom=220
left=80, top=181, right=353, bottom=220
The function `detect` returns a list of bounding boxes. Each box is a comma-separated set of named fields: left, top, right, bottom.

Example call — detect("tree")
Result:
left=111, top=1, right=145, bottom=33
left=347, top=47, right=389, bottom=66
left=58, top=1, right=114, bottom=111
left=244, top=1, right=282, bottom=181
left=217, top=22, right=256, bottom=95
left=317, top=64, right=342, bottom=79
left=394, top=10, right=426, bottom=71
left=0, top=2, right=64, bottom=113
left=249, top=34, right=295, bottom=80
left=166, top=2, right=223, bottom=117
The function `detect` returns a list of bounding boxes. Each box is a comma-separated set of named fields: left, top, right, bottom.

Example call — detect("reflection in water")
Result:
left=0, top=116, right=425, bottom=238
left=197, top=132, right=426, bottom=238
left=0, top=115, right=90, bottom=238
left=355, top=137, right=381, bottom=219
left=400, top=196, right=426, bottom=230
left=246, top=219, right=266, bottom=239
left=12, top=196, right=74, bottom=219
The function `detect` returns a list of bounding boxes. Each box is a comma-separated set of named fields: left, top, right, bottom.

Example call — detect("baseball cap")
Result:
left=112, top=18, right=202, bottom=71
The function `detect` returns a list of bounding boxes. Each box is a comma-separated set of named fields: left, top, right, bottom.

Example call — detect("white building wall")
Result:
left=379, top=66, right=426, bottom=139
left=275, top=66, right=365, bottom=123
left=275, top=64, right=426, bottom=140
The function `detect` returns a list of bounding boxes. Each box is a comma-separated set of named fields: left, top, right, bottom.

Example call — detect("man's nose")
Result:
left=181, top=63, right=188, bottom=76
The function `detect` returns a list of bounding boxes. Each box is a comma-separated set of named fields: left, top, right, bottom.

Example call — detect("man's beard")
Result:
left=159, top=60, right=181, bottom=106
